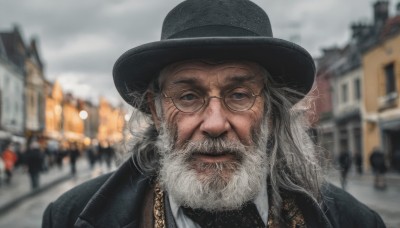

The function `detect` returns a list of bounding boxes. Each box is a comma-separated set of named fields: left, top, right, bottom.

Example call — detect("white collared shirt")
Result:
left=168, top=180, right=269, bottom=228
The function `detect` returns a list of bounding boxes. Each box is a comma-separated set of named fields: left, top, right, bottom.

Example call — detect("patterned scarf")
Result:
left=153, top=183, right=307, bottom=228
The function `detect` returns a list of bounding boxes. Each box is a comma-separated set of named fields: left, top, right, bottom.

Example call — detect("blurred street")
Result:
left=0, top=158, right=116, bottom=228
left=0, top=158, right=398, bottom=228
left=328, top=170, right=400, bottom=228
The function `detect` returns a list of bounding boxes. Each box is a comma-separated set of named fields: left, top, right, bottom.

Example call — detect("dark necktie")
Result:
left=181, top=202, right=265, bottom=228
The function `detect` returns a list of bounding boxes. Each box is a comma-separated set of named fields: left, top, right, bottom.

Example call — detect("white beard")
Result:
left=156, top=121, right=269, bottom=211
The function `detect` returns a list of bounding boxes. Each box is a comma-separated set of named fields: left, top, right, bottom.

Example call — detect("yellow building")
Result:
left=45, top=83, right=125, bottom=148
left=45, top=81, right=90, bottom=146
left=44, top=80, right=63, bottom=141
left=62, top=93, right=85, bottom=143
left=362, top=20, right=400, bottom=170
left=97, top=97, right=125, bottom=144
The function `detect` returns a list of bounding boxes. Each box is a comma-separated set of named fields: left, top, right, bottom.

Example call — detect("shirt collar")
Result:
left=168, top=178, right=269, bottom=227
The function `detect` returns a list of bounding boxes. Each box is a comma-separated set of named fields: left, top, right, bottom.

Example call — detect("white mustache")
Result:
left=176, top=139, right=249, bottom=162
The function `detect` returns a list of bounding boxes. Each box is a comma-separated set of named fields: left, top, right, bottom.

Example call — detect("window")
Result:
left=341, top=83, right=348, bottom=103
left=354, top=78, right=361, bottom=100
left=384, top=63, right=396, bottom=95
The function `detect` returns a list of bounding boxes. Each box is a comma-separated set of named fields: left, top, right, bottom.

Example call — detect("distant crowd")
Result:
left=0, top=139, right=117, bottom=190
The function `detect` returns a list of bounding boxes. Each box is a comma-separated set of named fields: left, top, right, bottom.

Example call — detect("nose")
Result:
left=199, top=97, right=230, bottom=138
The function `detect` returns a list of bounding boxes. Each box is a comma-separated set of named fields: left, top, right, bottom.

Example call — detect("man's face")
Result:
left=161, top=61, right=264, bottom=143
left=152, top=60, right=269, bottom=210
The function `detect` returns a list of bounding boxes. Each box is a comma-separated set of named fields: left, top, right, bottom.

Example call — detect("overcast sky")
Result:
left=0, top=0, right=384, bottom=106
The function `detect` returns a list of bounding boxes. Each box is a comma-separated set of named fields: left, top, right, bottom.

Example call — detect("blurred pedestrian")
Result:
left=97, top=142, right=104, bottom=166
left=370, top=147, right=387, bottom=190
left=68, top=143, right=80, bottom=175
left=85, top=144, right=97, bottom=170
left=103, top=142, right=114, bottom=170
left=393, top=149, right=400, bottom=172
left=13, top=142, right=25, bottom=168
left=41, top=146, right=50, bottom=173
left=354, top=152, right=363, bottom=175
left=25, top=141, right=44, bottom=189
left=1, top=143, right=18, bottom=184
left=0, top=157, right=4, bottom=186
left=55, top=146, right=66, bottom=170
left=45, top=144, right=57, bottom=169
left=338, top=150, right=351, bottom=189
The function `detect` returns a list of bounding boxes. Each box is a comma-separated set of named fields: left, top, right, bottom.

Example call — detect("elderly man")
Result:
left=43, top=0, right=385, bottom=227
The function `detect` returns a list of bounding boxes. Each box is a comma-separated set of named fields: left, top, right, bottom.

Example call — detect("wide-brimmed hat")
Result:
left=113, top=0, right=316, bottom=110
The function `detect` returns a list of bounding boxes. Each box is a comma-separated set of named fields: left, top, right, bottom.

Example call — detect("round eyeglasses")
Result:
left=162, top=86, right=263, bottom=113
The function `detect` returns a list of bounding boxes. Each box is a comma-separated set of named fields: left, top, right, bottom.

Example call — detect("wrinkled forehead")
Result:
left=158, top=59, right=266, bottom=88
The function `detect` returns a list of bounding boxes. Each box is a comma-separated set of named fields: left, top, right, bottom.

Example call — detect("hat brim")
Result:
left=113, top=37, right=315, bottom=111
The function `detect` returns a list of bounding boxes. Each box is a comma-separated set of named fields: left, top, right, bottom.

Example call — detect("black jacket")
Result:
left=42, top=159, right=386, bottom=228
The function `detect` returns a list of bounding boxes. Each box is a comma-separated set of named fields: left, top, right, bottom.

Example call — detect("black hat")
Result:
left=113, top=0, right=315, bottom=110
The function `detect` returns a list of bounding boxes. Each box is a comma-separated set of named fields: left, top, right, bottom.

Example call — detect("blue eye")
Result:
left=175, top=91, right=203, bottom=110
left=227, top=88, right=252, bottom=100
left=230, top=92, right=248, bottom=100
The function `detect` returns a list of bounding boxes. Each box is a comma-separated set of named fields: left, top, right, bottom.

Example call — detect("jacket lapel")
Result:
left=75, top=160, right=151, bottom=228
left=293, top=189, right=333, bottom=228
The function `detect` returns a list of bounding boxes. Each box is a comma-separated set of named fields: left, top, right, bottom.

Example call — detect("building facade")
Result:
left=0, top=26, right=27, bottom=149
left=62, top=93, right=85, bottom=144
left=0, top=25, right=128, bottom=152
left=332, top=64, right=363, bottom=160
left=97, top=97, right=125, bottom=145
left=313, top=48, right=341, bottom=160
left=25, top=38, right=46, bottom=142
left=363, top=24, right=400, bottom=171
left=81, top=100, right=99, bottom=146
left=44, top=80, right=63, bottom=149
left=314, top=0, right=393, bottom=171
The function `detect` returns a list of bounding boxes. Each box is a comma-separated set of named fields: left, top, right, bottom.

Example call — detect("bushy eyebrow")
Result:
left=170, top=78, right=198, bottom=85
left=164, top=77, right=203, bottom=92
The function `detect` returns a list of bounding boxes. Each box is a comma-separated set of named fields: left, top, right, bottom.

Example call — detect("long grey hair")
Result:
left=121, top=67, right=325, bottom=218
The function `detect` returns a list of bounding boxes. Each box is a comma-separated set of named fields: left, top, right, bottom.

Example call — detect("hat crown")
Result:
left=161, top=0, right=273, bottom=40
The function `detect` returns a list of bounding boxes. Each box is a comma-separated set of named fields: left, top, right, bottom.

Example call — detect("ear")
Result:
left=147, top=92, right=161, bottom=131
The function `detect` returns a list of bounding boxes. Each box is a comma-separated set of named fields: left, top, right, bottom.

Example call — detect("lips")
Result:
left=190, top=151, right=242, bottom=163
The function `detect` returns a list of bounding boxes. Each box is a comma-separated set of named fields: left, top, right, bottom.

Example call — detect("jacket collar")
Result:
left=75, top=159, right=151, bottom=227
left=293, top=189, right=333, bottom=228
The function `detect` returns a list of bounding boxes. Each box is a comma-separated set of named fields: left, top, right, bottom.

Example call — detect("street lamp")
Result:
left=124, top=113, right=130, bottom=122
left=79, top=110, right=88, bottom=120
left=78, top=109, right=89, bottom=147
